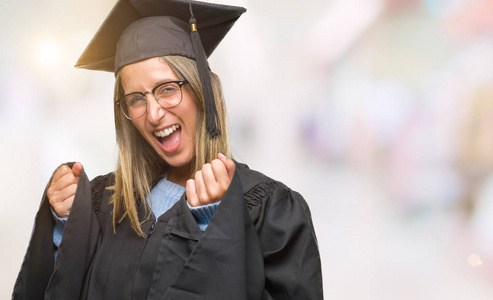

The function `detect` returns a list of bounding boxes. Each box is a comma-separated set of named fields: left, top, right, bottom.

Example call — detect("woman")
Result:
left=13, top=0, right=323, bottom=299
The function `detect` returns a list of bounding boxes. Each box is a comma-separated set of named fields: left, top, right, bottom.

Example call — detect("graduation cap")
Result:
left=75, top=0, right=246, bottom=137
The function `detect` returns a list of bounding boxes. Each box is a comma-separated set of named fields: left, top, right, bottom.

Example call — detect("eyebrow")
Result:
left=124, top=78, right=180, bottom=94
left=153, top=78, right=180, bottom=87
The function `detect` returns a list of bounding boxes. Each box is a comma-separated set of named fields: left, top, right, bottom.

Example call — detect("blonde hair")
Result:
left=109, top=55, right=230, bottom=237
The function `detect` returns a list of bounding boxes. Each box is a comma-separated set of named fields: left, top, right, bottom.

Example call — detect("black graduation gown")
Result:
left=12, top=162, right=323, bottom=299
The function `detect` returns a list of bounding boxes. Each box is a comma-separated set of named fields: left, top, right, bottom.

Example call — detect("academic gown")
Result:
left=12, top=162, right=323, bottom=299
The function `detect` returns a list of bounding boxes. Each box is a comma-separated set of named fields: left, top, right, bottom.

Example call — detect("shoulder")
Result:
left=90, top=172, right=115, bottom=214
left=235, top=161, right=308, bottom=212
left=235, top=161, right=315, bottom=234
left=90, top=172, right=114, bottom=190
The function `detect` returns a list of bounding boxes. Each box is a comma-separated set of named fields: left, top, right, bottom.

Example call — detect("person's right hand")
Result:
left=47, top=162, right=83, bottom=218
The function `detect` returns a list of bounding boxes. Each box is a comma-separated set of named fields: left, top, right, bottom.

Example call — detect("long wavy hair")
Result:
left=108, top=55, right=230, bottom=237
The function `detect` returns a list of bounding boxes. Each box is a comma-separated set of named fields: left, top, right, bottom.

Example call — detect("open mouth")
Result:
left=154, top=124, right=181, bottom=151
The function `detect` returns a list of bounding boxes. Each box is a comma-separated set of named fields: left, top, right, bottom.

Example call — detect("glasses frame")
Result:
left=115, top=80, right=189, bottom=120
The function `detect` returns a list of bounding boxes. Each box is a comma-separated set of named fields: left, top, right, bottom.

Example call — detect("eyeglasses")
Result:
left=115, top=80, right=189, bottom=120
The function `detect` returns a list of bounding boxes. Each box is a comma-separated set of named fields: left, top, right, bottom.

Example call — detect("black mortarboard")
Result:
left=75, top=0, right=246, bottom=137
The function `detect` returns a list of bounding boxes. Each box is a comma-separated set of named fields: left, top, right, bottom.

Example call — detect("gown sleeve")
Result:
left=12, top=177, right=57, bottom=300
left=256, top=185, right=324, bottom=299
left=188, top=201, right=220, bottom=231
left=12, top=164, right=104, bottom=300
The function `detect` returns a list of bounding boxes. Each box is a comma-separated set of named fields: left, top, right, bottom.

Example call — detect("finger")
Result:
left=53, top=195, right=75, bottom=218
left=49, top=183, right=77, bottom=206
left=48, top=173, right=76, bottom=203
left=210, top=159, right=229, bottom=187
left=217, top=153, right=235, bottom=180
left=194, top=170, right=209, bottom=204
left=72, top=162, right=83, bottom=180
left=201, top=163, right=217, bottom=187
left=59, top=183, right=78, bottom=201
left=202, top=163, right=226, bottom=201
left=50, top=165, right=72, bottom=185
left=53, top=172, right=78, bottom=192
left=186, top=179, right=199, bottom=207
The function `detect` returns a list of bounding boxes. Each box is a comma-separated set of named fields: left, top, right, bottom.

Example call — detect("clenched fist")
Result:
left=186, top=153, right=235, bottom=207
left=47, top=162, right=83, bottom=218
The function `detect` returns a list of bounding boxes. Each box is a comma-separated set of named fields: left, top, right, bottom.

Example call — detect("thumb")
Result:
left=72, top=162, right=83, bottom=179
left=218, top=153, right=235, bottom=180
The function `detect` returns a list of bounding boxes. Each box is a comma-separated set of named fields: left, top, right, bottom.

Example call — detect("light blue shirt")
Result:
left=52, top=177, right=219, bottom=257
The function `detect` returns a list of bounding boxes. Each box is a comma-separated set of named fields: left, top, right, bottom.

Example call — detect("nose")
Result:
left=145, top=94, right=166, bottom=125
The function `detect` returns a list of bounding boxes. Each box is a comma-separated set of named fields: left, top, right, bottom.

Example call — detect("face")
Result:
left=121, top=57, right=198, bottom=175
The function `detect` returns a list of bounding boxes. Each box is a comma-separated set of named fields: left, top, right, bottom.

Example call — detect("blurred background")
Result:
left=2, top=0, right=493, bottom=298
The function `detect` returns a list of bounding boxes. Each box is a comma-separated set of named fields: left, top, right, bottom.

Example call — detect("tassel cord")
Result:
left=188, top=1, right=220, bottom=137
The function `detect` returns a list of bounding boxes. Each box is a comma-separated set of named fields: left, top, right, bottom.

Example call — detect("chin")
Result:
left=159, top=152, right=193, bottom=169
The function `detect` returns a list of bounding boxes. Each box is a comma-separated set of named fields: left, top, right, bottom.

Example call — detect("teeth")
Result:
left=154, top=124, right=180, bottom=138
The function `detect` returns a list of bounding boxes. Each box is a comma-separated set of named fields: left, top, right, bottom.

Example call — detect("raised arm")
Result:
left=47, top=162, right=83, bottom=218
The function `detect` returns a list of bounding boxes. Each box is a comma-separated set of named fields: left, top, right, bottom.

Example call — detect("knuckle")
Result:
left=198, top=190, right=209, bottom=202
left=58, top=165, right=70, bottom=174
left=66, top=173, right=76, bottom=182
left=47, top=191, right=59, bottom=204
left=209, top=191, right=220, bottom=200
left=48, top=192, right=56, bottom=201
left=212, top=159, right=226, bottom=171
left=207, top=186, right=223, bottom=200
left=66, top=195, right=75, bottom=204
left=202, top=163, right=212, bottom=172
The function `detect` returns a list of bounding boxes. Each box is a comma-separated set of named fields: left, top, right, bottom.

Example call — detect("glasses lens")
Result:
left=155, top=82, right=183, bottom=108
left=121, top=94, right=146, bottom=119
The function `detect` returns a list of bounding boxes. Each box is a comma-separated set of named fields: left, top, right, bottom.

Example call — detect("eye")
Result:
left=155, top=83, right=179, bottom=98
left=126, top=94, right=146, bottom=107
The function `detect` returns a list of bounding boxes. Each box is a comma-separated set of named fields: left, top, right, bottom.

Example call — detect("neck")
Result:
left=167, top=165, right=191, bottom=187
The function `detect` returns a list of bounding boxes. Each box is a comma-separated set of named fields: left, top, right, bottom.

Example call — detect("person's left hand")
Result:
left=186, top=153, right=235, bottom=207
